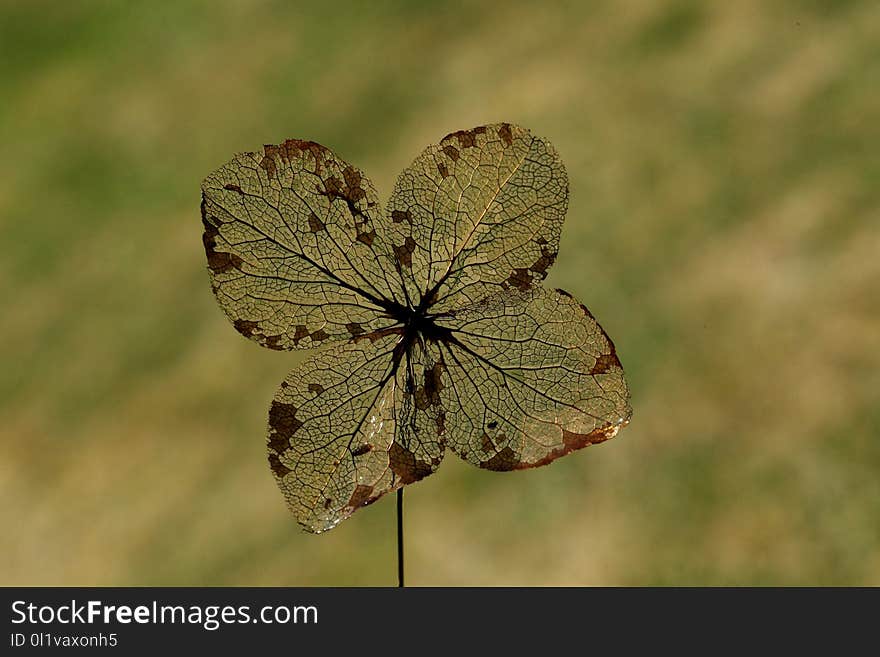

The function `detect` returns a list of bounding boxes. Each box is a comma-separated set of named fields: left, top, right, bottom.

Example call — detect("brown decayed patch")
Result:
left=413, top=389, right=429, bottom=410
left=590, top=352, right=621, bottom=375
left=260, top=145, right=283, bottom=178
left=507, top=268, right=532, bottom=291
left=347, top=484, right=376, bottom=509
left=233, top=319, right=284, bottom=350
left=357, top=230, right=376, bottom=246
left=515, top=426, right=616, bottom=470
left=437, top=162, right=449, bottom=178
left=393, top=236, right=417, bottom=268
left=444, top=126, right=486, bottom=148
left=453, top=132, right=474, bottom=147
left=562, top=427, right=616, bottom=449
left=351, top=444, right=372, bottom=457
left=529, top=248, right=556, bottom=276
left=202, top=216, right=245, bottom=274
left=318, top=175, right=343, bottom=198
left=308, top=383, right=324, bottom=395
left=258, top=150, right=276, bottom=178
left=442, top=145, right=460, bottom=161
left=345, top=322, right=366, bottom=337
left=292, top=325, right=309, bottom=345
left=268, top=401, right=302, bottom=437
left=267, top=432, right=289, bottom=455
left=310, top=328, right=329, bottom=342
left=315, top=165, right=369, bottom=220
left=268, top=453, right=291, bottom=477
left=424, top=362, right=444, bottom=401
left=435, top=411, right=446, bottom=435
left=233, top=318, right=260, bottom=337
left=389, top=442, right=434, bottom=484
left=391, top=209, right=412, bottom=224
left=223, top=183, right=244, bottom=193
left=260, top=139, right=328, bottom=179
left=341, top=166, right=366, bottom=201
left=480, top=433, right=494, bottom=454
left=263, top=334, right=284, bottom=350
left=414, top=363, right=444, bottom=410
left=308, top=213, right=325, bottom=232
left=480, top=446, right=518, bottom=471
left=497, top=123, right=514, bottom=146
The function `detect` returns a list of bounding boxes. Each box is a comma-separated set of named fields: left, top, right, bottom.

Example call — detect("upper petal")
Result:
left=201, top=139, right=405, bottom=350
left=385, top=124, right=568, bottom=312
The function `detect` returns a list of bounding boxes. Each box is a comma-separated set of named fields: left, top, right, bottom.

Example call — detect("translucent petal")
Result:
left=201, top=140, right=404, bottom=350
left=267, top=330, right=444, bottom=532
left=385, top=123, right=568, bottom=312
left=435, top=287, right=631, bottom=470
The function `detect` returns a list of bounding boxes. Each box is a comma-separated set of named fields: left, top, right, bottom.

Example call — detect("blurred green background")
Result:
left=1, top=0, right=878, bottom=586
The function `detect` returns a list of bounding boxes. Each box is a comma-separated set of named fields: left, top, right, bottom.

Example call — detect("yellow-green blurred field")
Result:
left=1, top=0, right=878, bottom=585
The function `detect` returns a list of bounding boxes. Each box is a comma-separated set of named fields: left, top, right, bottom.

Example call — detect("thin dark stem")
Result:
left=397, top=488, right=405, bottom=588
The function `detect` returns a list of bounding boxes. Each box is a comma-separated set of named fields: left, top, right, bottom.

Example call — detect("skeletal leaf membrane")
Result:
left=434, top=287, right=630, bottom=470
left=267, top=332, right=445, bottom=532
left=201, top=140, right=403, bottom=350
left=201, top=123, right=631, bottom=533
left=385, top=123, right=567, bottom=312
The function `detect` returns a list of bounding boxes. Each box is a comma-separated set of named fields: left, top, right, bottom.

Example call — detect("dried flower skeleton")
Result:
left=201, top=123, right=631, bottom=533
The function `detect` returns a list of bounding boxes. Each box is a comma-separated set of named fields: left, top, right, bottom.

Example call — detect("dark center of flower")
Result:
left=383, top=299, right=452, bottom=342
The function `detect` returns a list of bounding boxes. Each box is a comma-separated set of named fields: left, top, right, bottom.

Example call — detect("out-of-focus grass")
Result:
left=1, top=0, right=878, bottom=585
